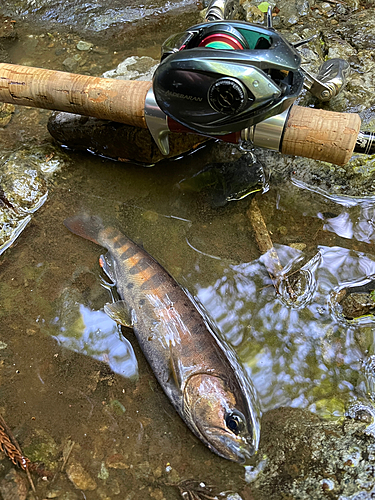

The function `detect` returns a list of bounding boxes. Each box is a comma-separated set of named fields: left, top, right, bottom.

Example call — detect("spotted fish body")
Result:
left=64, top=215, right=260, bottom=463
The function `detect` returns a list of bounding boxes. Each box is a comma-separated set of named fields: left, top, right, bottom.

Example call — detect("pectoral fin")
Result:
left=99, top=253, right=116, bottom=284
left=104, top=300, right=134, bottom=328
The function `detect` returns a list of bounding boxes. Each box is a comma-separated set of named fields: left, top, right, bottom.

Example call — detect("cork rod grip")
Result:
left=0, top=63, right=151, bottom=129
left=281, top=105, right=361, bottom=166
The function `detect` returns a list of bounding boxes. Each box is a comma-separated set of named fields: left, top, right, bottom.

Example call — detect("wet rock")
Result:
left=0, top=145, right=70, bottom=255
left=0, top=16, right=17, bottom=63
left=149, top=488, right=165, bottom=500
left=47, top=112, right=206, bottom=165
left=273, top=0, right=312, bottom=27
left=62, top=57, right=79, bottom=73
left=45, top=489, right=63, bottom=498
left=245, top=407, right=375, bottom=500
left=1, top=0, right=200, bottom=46
left=330, top=279, right=375, bottom=323
left=22, top=428, right=59, bottom=472
left=0, top=46, right=11, bottom=63
left=0, top=469, right=28, bottom=500
left=346, top=401, right=375, bottom=430
left=0, top=103, right=15, bottom=127
left=178, top=154, right=266, bottom=207
left=1, top=160, right=47, bottom=213
left=0, top=16, right=17, bottom=40
left=76, top=41, right=93, bottom=52
left=336, top=9, right=375, bottom=52
left=237, top=0, right=313, bottom=27
left=106, top=453, right=129, bottom=470
left=337, top=290, right=375, bottom=320
left=102, top=55, right=158, bottom=81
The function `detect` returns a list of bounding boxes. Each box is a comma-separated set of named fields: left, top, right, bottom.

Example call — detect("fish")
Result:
left=64, top=214, right=261, bottom=463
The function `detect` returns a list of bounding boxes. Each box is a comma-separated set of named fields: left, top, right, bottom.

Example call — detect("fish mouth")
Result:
left=201, top=425, right=256, bottom=464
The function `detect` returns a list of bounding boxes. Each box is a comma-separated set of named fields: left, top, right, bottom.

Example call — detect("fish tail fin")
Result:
left=64, top=214, right=104, bottom=245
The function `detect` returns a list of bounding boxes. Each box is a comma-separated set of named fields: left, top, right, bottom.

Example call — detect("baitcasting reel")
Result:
left=152, top=17, right=304, bottom=136
left=146, top=4, right=351, bottom=156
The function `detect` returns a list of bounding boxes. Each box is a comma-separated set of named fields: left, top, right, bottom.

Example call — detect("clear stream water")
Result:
left=1, top=6, right=375, bottom=500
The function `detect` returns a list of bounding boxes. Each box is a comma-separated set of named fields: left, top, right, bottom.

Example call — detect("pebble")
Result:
left=106, top=453, right=129, bottom=469
left=0, top=103, right=15, bottom=127
left=46, top=489, right=62, bottom=498
left=76, top=41, right=93, bottom=51
left=62, top=57, right=78, bottom=72
left=66, top=462, right=97, bottom=491
left=290, top=243, right=307, bottom=251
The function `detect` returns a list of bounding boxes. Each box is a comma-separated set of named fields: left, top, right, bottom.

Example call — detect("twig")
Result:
left=61, top=439, right=75, bottom=472
left=0, top=186, right=18, bottom=213
left=247, top=197, right=296, bottom=300
left=0, top=414, right=36, bottom=494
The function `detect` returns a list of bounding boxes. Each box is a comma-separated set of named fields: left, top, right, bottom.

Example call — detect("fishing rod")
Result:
left=0, top=2, right=373, bottom=166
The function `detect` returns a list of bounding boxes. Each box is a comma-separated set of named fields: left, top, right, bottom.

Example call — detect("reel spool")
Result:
left=196, top=24, right=248, bottom=50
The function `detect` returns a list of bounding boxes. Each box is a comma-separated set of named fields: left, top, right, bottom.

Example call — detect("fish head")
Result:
left=183, top=373, right=259, bottom=463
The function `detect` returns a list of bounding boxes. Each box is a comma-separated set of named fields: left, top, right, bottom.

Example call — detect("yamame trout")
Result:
left=64, top=214, right=260, bottom=463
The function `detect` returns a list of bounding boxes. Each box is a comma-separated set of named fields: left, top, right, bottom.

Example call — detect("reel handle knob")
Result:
left=302, top=58, right=351, bottom=102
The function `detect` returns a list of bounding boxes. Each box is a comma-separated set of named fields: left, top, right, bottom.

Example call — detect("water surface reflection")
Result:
left=54, top=304, right=138, bottom=379
left=197, top=245, right=375, bottom=415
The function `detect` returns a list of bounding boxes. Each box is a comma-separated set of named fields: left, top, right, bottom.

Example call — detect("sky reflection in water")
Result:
left=55, top=304, right=138, bottom=379
left=319, top=204, right=375, bottom=244
left=197, top=244, right=375, bottom=415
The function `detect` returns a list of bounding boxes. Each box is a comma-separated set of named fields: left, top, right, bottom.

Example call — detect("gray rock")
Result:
left=245, top=407, right=375, bottom=500
left=66, top=462, right=97, bottom=491
left=76, top=41, right=93, bottom=51
left=0, top=469, right=28, bottom=500
left=62, top=57, right=78, bottom=72
left=0, top=0, right=200, bottom=44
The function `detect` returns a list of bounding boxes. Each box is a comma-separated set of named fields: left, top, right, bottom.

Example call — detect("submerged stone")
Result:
left=0, top=103, right=15, bottom=127
left=23, top=428, right=59, bottom=472
left=178, top=153, right=266, bottom=207
left=76, top=41, right=93, bottom=51
left=0, top=145, right=70, bottom=255
left=66, top=462, right=97, bottom=491
left=47, top=55, right=207, bottom=164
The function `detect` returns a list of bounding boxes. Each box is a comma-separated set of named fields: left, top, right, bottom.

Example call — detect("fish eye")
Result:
left=225, top=410, right=245, bottom=435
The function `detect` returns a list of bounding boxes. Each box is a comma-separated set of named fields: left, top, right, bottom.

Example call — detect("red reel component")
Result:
left=198, top=33, right=245, bottom=50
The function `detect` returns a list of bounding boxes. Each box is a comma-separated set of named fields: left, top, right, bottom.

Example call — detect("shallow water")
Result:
left=1, top=7, right=375, bottom=500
